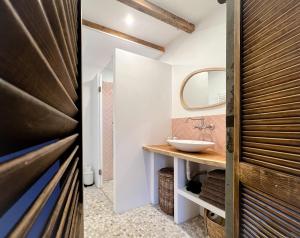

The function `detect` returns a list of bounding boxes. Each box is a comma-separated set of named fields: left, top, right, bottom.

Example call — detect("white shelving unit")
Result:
left=177, top=187, right=225, bottom=218
left=146, top=148, right=226, bottom=224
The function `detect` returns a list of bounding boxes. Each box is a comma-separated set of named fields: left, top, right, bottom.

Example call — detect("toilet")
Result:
left=83, top=165, right=94, bottom=186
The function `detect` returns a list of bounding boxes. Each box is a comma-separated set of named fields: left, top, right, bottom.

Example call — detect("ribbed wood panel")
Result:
left=0, top=0, right=82, bottom=236
left=41, top=0, right=78, bottom=88
left=239, top=0, right=300, bottom=236
left=9, top=0, right=78, bottom=101
left=0, top=135, right=77, bottom=216
left=241, top=0, right=300, bottom=179
left=0, top=0, right=78, bottom=117
left=0, top=79, right=78, bottom=155
left=241, top=186, right=300, bottom=238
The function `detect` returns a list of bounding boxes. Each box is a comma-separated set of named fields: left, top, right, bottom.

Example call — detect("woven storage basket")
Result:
left=159, top=167, right=174, bottom=216
left=204, top=209, right=225, bottom=238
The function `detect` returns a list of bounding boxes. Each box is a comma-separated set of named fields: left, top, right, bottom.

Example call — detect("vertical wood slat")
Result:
left=54, top=0, right=77, bottom=74
left=69, top=192, right=79, bottom=238
left=0, top=0, right=78, bottom=117
left=63, top=0, right=77, bottom=58
left=9, top=0, right=78, bottom=101
left=9, top=149, right=79, bottom=238
left=42, top=167, right=78, bottom=237
left=41, top=0, right=78, bottom=88
left=64, top=191, right=79, bottom=237
left=63, top=0, right=77, bottom=54
left=56, top=181, right=79, bottom=237
left=75, top=203, right=83, bottom=238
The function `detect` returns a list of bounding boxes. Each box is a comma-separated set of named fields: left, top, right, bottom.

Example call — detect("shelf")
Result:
left=177, top=187, right=226, bottom=218
left=143, top=145, right=225, bottom=168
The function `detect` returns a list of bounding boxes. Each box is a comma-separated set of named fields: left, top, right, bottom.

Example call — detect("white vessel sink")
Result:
left=167, top=139, right=214, bottom=153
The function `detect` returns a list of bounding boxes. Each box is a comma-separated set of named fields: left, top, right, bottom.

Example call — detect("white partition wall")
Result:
left=114, top=49, right=172, bottom=213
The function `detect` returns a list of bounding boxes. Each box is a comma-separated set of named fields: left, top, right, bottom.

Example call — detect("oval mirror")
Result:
left=180, top=68, right=226, bottom=110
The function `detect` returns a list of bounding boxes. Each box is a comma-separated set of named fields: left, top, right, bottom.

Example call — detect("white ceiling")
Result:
left=82, top=26, right=163, bottom=81
left=149, top=0, right=220, bottom=24
left=82, top=0, right=222, bottom=81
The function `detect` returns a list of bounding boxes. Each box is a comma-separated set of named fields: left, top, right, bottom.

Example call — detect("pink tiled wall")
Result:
left=172, top=114, right=226, bottom=156
left=102, top=82, right=113, bottom=181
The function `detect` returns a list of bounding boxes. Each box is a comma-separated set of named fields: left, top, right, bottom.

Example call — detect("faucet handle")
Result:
left=206, top=124, right=215, bottom=130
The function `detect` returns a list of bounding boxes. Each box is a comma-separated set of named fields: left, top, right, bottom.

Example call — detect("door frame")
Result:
left=95, top=72, right=103, bottom=188
left=226, top=0, right=241, bottom=237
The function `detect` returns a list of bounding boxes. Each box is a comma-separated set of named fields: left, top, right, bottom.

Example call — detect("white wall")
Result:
left=102, top=68, right=114, bottom=82
left=160, top=5, right=226, bottom=118
left=114, top=49, right=172, bottom=213
left=82, top=75, right=101, bottom=187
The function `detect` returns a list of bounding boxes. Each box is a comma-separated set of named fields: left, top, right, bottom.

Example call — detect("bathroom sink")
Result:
left=167, top=139, right=214, bottom=153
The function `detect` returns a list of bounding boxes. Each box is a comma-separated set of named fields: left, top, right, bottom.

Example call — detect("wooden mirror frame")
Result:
left=180, top=67, right=226, bottom=110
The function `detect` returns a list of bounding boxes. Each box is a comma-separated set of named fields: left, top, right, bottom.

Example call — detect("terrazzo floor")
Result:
left=84, top=181, right=207, bottom=238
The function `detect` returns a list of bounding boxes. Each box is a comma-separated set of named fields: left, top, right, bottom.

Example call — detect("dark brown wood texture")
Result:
left=10, top=0, right=78, bottom=101
left=0, top=135, right=77, bottom=216
left=43, top=168, right=79, bottom=237
left=0, top=0, right=78, bottom=117
left=64, top=191, right=79, bottom=237
left=41, top=0, right=78, bottom=88
left=0, top=79, right=78, bottom=155
left=10, top=150, right=79, bottom=237
left=0, top=0, right=82, bottom=236
left=237, top=0, right=300, bottom=236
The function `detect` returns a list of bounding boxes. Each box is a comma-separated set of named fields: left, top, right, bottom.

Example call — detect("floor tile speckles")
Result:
left=84, top=184, right=207, bottom=238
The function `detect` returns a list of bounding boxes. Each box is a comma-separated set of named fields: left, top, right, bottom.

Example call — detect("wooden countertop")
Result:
left=143, top=144, right=226, bottom=168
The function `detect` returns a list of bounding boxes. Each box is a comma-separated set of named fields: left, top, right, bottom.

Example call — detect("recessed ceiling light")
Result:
left=125, top=14, right=134, bottom=26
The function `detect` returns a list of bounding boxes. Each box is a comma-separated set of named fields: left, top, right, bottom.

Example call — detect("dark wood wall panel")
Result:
left=41, top=0, right=78, bottom=88
left=241, top=0, right=300, bottom=186
left=0, top=79, right=78, bottom=155
left=10, top=0, right=78, bottom=102
left=229, top=0, right=300, bottom=236
left=54, top=0, right=78, bottom=75
left=64, top=189, right=79, bottom=237
left=0, top=1, right=78, bottom=117
left=0, top=0, right=82, bottom=236
left=0, top=135, right=77, bottom=215
left=241, top=186, right=300, bottom=237
left=43, top=167, right=79, bottom=236
left=10, top=152, right=78, bottom=237
left=56, top=181, right=79, bottom=237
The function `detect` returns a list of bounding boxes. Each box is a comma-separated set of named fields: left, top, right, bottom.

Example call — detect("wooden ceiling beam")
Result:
left=117, top=0, right=195, bottom=33
left=82, top=19, right=165, bottom=52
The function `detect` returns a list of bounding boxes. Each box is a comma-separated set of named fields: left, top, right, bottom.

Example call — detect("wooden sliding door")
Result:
left=0, top=0, right=82, bottom=237
left=227, top=0, right=300, bottom=236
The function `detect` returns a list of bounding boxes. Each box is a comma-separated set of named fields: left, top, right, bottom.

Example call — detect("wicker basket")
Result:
left=204, top=209, right=225, bottom=238
left=159, top=167, right=174, bottom=216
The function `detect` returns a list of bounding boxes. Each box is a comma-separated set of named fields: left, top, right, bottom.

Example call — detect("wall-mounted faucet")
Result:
left=185, top=117, right=215, bottom=131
